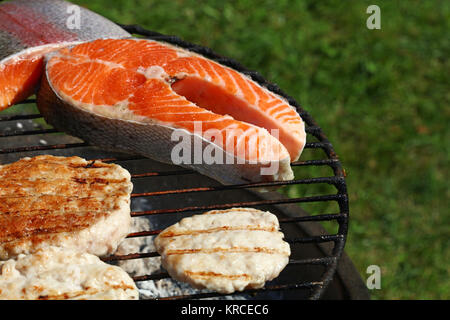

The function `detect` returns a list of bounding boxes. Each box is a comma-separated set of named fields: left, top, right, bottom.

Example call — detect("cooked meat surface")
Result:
left=154, top=207, right=291, bottom=294
left=0, top=246, right=138, bottom=300
left=0, top=155, right=133, bottom=260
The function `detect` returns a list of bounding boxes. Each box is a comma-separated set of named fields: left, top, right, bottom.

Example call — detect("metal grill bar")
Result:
left=129, top=163, right=335, bottom=179
left=0, top=124, right=321, bottom=136
left=291, top=158, right=339, bottom=167
left=0, top=142, right=89, bottom=154
left=286, top=234, right=344, bottom=244
left=0, top=128, right=58, bottom=138
left=131, top=170, right=195, bottom=178
left=0, top=98, right=40, bottom=121
left=133, top=273, right=170, bottom=282
left=278, top=212, right=347, bottom=223
left=94, top=155, right=146, bottom=162
left=0, top=141, right=328, bottom=155
left=130, top=194, right=345, bottom=217
left=0, top=113, right=42, bottom=121
left=108, top=157, right=339, bottom=168
left=127, top=230, right=162, bottom=238
left=104, top=246, right=340, bottom=265
left=130, top=176, right=343, bottom=198
left=102, top=252, right=160, bottom=262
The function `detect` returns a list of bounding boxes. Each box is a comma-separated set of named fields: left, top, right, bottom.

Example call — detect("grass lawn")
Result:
left=5, top=0, right=448, bottom=299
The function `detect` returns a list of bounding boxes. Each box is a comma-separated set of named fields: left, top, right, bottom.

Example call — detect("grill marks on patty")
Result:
left=158, top=225, right=278, bottom=238
left=0, top=158, right=129, bottom=197
left=0, top=211, right=107, bottom=243
left=165, top=246, right=286, bottom=256
left=0, top=177, right=129, bottom=197
left=185, top=271, right=252, bottom=281
left=35, top=285, right=137, bottom=300
left=0, top=195, right=122, bottom=215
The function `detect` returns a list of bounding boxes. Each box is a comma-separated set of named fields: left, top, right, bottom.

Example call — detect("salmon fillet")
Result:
left=0, top=155, right=133, bottom=260
left=154, top=208, right=291, bottom=294
left=0, top=0, right=130, bottom=110
left=37, top=38, right=306, bottom=184
left=0, top=246, right=138, bottom=300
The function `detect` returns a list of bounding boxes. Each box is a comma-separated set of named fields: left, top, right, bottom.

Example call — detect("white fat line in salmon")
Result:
left=170, top=121, right=282, bottom=175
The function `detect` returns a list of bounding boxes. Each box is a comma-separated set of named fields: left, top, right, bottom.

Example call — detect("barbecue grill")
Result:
left=0, top=25, right=369, bottom=300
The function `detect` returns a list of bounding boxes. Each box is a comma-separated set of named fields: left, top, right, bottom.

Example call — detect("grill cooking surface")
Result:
left=0, top=25, right=349, bottom=300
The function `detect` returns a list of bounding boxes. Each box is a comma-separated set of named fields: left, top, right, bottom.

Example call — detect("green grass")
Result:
left=5, top=0, right=448, bottom=299
left=72, top=0, right=449, bottom=300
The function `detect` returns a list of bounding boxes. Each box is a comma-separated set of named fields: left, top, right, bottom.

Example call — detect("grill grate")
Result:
left=0, top=25, right=349, bottom=300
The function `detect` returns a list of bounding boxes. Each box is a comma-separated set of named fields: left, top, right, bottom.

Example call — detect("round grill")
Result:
left=0, top=25, right=349, bottom=300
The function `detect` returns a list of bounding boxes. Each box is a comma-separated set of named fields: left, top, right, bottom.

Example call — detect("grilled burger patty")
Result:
left=0, top=155, right=133, bottom=260
left=0, top=246, right=138, bottom=300
left=154, top=208, right=291, bottom=294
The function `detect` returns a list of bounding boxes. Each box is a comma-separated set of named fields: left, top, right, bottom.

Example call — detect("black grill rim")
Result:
left=0, top=24, right=349, bottom=300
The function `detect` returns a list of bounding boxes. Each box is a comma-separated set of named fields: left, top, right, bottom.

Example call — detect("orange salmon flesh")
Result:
left=45, top=39, right=306, bottom=163
left=0, top=0, right=130, bottom=110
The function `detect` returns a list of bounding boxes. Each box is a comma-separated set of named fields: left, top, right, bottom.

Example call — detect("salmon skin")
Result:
left=37, top=38, right=306, bottom=184
left=0, top=0, right=130, bottom=110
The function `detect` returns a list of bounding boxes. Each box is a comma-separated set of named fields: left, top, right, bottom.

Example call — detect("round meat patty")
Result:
left=0, top=155, right=133, bottom=260
left=0, top=246, right=138, bottom=300
left=154, top=207, right=291, bottom=294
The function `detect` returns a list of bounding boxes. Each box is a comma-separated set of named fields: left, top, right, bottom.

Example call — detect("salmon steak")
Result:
left=0, top=0, right=130, bottom=110
left=37, top=38, right=306, bottom=184
left=0, top=155, right=133, bottom=260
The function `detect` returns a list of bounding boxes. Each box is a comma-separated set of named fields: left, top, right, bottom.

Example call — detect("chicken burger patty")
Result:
left=0, top=155, right=133, bottom=260
left=154, top=207, right=291, bottom=294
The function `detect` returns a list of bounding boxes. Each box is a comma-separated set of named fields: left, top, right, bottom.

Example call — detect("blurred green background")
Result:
left=71, top=0, right=448, bottom=300
left=19, top=0, right=450, bottom=299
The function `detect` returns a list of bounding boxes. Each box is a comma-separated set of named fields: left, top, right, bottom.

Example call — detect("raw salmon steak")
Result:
left=37, top=38, right=306, bottom=184
left=0, top=0, right=130, bottom=110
